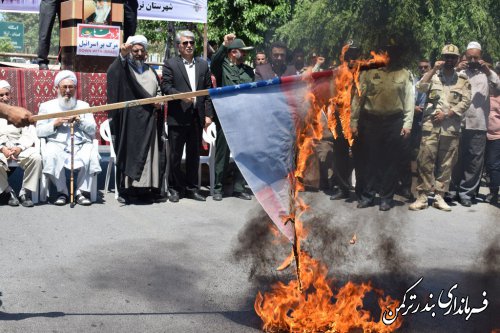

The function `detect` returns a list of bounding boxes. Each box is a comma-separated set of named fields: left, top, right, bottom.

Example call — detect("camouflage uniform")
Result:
left=415, top=71, right=471, bottom=195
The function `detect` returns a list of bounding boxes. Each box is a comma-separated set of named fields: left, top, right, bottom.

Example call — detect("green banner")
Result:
left=0, top=21, right=24, bottom=51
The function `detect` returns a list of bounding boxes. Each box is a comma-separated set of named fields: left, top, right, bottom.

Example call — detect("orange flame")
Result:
left=255, top=251, right=403, bottom=333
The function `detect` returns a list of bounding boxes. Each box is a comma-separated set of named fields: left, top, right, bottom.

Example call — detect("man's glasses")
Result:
left=59, top=85, right=76, bottom=91
left=181, top=41, right=195, bottom=46
left=0, top=92, right=10, bottom=97
left=418, top=66, right=430, bottom=69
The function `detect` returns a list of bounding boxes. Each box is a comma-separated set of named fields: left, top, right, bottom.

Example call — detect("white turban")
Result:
left=0, top=80, right=11, bottom=90
left=467, top=41, right=482, bottom=51
left=126, top=35, right=148, bottom=50
left=54, top=70, right=77, bottom=87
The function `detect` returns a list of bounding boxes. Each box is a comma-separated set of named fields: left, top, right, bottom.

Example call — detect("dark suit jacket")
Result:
left=161, top=56, right=214, bottom=127
left=255, top=63, right=297, bottom=81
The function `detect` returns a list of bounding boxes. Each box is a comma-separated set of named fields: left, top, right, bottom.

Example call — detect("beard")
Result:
left=58, top=91, right=77, bottom=110
left=128, top=54, right=145, bottom=68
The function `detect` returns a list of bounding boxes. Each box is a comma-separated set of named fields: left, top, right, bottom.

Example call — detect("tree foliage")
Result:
left=137, top=0, right=291, bottom=58
left=277, top=0, right=500, bottom=64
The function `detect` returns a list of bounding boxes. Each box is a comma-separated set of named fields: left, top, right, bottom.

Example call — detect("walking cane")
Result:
left=69, top=120, right=76, bottom=208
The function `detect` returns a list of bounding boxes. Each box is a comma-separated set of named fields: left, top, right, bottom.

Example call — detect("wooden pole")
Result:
left=31, top=90, right=210, bottom=121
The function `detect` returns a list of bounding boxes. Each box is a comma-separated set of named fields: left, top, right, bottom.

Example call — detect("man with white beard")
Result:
left=36, top=71, right=101, bottom=206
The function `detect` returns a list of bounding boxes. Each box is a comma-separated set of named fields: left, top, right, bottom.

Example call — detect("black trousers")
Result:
left=451, top=129, right=487, bottom=200
left=123, top=0, right=138, bottom=42
left=360, top=113, right=404, bottom=202
left=486, top=139, right=500, bottom=192
left=37, top=0, right=60, bottom=64
left=332, top=129, right=352, bottom=192
left=168, top=123, right=201, bottom=193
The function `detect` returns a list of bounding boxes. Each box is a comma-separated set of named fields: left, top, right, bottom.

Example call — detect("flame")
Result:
left=255, top=251, right=403, bottom=333
left=256, top=47, right=398, bottom=333
left=328, top=47, right=389, bottom=146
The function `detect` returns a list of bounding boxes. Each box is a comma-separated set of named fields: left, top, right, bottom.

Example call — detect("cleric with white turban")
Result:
left=54, top=70, right=78, bottom=88
left=36, top=70, right=101, bottom=206
left=126, top=35, right=148, bottom=51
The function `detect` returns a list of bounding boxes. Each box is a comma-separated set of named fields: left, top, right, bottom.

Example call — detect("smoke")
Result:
left=231, top=193, right=414, bottom=296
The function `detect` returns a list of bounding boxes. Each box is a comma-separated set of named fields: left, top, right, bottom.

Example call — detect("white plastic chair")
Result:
left=199, top=123, right=217, bottom=195
left=99, top=119, right=118, bottom=199
left=39, top=138, right=99, bottom=203
left=6, top=125, right=40, bottom=204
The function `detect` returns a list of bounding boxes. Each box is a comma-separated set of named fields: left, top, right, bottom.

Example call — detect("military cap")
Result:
left=227, top=39, right=254, bottom=51
left=441, top=44, right=460, bottom=56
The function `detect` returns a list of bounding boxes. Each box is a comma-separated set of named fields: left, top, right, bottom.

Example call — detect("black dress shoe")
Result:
left=117, top=195, right=129, bottom=205
left=169, top=191, right=180, bottom=203
left=19, top=193, right=34, bottom=207
left=213, top=193, right=223, bottom=201
left=8, top=190, right=19, bottom=207
left=234, top=191, right=251, bottom=200
left=39, top=63, right=49, bottom=70
left=485, top=193, right=499, bottom=205
left=460, top=198, right=472, bottom=207
left=356, top=198, right=373, bottom=208
left=187, top=191, right=206, bottom=202
left=330, top=189, right=349, bottom=200
left=379, top=200, right=392, bottom=211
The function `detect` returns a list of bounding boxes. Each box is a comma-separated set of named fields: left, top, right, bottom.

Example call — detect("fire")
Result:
left=255, top=251, right=403, bottom=333
left=254, top=46, right=398, bottom=333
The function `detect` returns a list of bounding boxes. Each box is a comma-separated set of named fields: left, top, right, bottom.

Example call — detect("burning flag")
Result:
left=209, top=72, right=333, bottom=243
left=210, top=49, right=400, bottom=332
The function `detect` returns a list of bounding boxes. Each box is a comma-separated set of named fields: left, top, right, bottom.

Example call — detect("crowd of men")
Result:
left=1, top=31, right=499, bottom=211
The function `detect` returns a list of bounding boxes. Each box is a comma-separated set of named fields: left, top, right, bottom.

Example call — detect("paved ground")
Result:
left=0, top=168, right=499, bottom=332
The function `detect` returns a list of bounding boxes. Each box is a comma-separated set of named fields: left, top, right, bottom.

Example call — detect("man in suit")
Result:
left=255, top=41, right=296, bottom=81
left=161, top=30, right=214, bottom=202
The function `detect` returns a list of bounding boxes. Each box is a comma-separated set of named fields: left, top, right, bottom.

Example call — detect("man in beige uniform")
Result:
left=0, top=80, right=42, bottom=207
left=351, top=42, right=414, bottom=211
left=410, top=44, right=471, bottom=211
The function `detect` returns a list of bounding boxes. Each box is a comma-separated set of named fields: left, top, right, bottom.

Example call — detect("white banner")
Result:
left=76, top=24, right=120, bottom=57
left=0, top=0, right=207, bottom=23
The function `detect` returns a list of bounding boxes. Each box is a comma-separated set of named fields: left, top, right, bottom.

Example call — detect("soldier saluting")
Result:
left=409, top=44, right=471, bottom=211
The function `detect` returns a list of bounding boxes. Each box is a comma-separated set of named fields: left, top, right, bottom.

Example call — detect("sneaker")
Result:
left=409, top=193, right=428, bottom=211
left=433, top=193, right=451, bottom=211
left=75, top=193, right=92, bottom=206
left=54, top=193, right=67, bottom=206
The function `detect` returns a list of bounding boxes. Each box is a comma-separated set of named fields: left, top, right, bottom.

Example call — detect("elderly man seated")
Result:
left=0, top=80, right=42, bottom=207
left=36, top=71, right=101, bottom=206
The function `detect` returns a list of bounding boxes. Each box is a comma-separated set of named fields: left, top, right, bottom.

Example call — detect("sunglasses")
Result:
left=418, top=66, right=430, bottom=69
left=181, top=41, right=195, bottom=46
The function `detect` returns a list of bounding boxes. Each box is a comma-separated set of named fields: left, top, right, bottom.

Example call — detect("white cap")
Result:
left=467, top=41, right=482, bottom=51
left=126, top=35, right=148, bottom=51
left=54, top=70, right=77, bottom=87
left=0, top=80, right=11, bottom=90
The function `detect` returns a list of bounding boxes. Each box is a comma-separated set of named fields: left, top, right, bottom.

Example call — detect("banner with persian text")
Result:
left=0, top=0, right=207, bottom=23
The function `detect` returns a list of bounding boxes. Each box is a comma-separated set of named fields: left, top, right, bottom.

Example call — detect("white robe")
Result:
left=36, top=99, right=101, bottom=178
